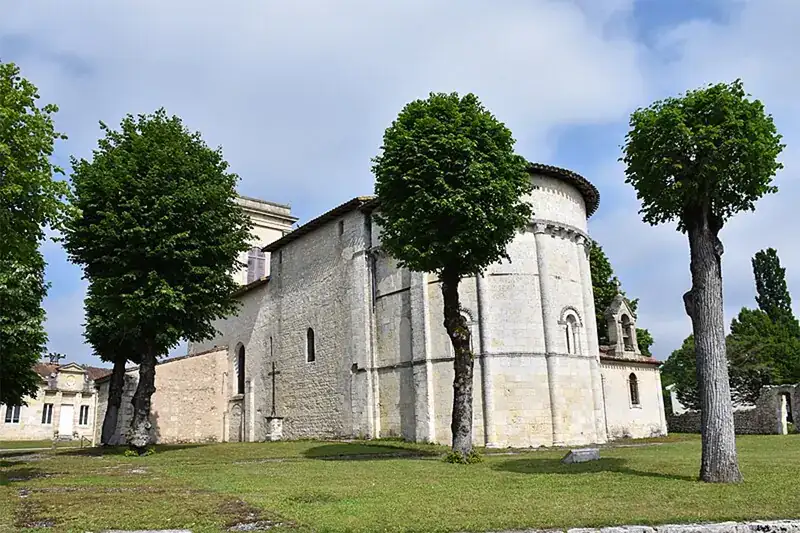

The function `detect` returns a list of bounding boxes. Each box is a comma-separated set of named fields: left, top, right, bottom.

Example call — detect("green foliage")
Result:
left=123, top=446, right=155, bottom=457
left=372, top=92, right=532, bottom=277
left=660, top=335, right=700, bottom=411
left=753, top=248, right=795, bottom=325
left=727, top=307, right=800, bottom=403
left=622, top=79, right=785, bottom=232
left=588, top=240, right=654, bottom=354
left=0, top=61, right=69, bottom=406
left=83, top=282, right=142, bottom=365
left=63, top=109, right=253, bottom=356
left=444, top=449, right=483, bottom=464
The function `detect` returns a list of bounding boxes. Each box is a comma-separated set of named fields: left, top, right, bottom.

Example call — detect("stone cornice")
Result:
left=528, top=218, right=590, bottom=244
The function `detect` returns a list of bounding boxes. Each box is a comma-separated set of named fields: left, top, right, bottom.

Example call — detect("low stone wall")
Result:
left=667, top=384, right=798, bottom=435
left=536, top=521, right=800, bottom=533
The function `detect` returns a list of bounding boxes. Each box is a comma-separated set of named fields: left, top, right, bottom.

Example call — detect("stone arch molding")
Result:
left=557, top=306, right=583, bottom=326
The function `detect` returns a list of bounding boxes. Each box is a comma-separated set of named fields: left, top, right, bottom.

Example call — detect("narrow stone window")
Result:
left=565, top=314, right=579, bottom=355
left=42, top=403, right=54, bottom=424
left=629, top=373, right=640, bottom=406
left=621, top=314, right=634, bottom=351
left=247, top=247, right=266, bottom=283
left=4, top=405, right=21, bottom=424
left=237, top=345, right=246, bottom=395
left=79, top=405, right=90, bottom=425
left=307, top=328, right=316, bottom=362
left=338, top=220, right=345, bottom=236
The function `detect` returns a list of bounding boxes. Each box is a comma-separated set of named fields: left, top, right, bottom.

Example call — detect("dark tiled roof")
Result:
left=528, top=163, right=600, bottom=217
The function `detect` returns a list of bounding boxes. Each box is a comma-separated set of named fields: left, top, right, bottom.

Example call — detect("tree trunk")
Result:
left=129, top=345, right=157, bottom=453
left=101, top=357, right=127, bottom=445
left=684, top=215, right=743, bottom=483
left=441, top=267, right=474, bottom=458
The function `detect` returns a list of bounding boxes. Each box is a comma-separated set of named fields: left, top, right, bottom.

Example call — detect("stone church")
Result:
left=98, top=163, right=667, bottom=448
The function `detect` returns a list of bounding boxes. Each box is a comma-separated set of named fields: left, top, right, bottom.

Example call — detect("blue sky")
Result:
left=1, top=0, right=797, bottom=367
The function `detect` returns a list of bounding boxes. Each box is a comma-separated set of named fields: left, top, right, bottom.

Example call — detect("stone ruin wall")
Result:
left=666, top=383, right=799, bottom=434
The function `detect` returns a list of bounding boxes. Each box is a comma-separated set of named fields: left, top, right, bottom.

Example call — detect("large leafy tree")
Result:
left=589, top=240, right=653, bottom=355
left=372, top=92, right=531, bottom=460
left=622, top=79, right=784, bottom=483
left=63, top=109, right=252, bottom=451
left=0, top=61, right=68, bottom=406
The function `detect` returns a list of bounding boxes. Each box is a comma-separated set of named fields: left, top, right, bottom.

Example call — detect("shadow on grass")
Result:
left=58, top=443, right=204, bottom=457
left=303, top=442, right=440, bottom=460
left=0, top=467, right=48, bottom=486
left=492, top=457, right=697, bottom=482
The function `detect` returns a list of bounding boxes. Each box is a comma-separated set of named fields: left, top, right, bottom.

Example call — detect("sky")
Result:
left=1, top=0, right=798, bottom=367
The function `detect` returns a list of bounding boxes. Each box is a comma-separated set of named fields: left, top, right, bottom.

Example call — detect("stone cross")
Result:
left=268, top=361, right=280, bottom=417
left=612, top=277, right=622, bottom=294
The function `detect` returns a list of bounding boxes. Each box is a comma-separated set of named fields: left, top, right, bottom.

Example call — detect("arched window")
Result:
left=237, top=345, right=246, bottom=395
left=565, top=314, right=579, bottom=355
left=629, top=373, right=640, bottom=406
left=247, top=247, right=267, bottom=283
left=621, top=314, right=634, bottom=351
left=306, top=328, right=316, bottom=362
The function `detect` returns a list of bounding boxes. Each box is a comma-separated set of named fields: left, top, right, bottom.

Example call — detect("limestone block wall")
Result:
left=94, top=348, right=227, bottom=444
left=261, top=208, right=371, bottom=440
left=601, top=362, right=667, bottom=439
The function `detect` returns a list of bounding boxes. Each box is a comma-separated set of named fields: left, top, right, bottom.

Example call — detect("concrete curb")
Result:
left=480, top=521, right=800, bottom=533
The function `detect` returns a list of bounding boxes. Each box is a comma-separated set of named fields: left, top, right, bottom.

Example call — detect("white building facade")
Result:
left=188, top=163, right=668, bottom=448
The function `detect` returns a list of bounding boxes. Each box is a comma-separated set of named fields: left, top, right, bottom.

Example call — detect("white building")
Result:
left=0, top=361, right=110, bottom=442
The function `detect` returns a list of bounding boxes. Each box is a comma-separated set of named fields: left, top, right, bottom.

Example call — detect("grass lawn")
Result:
left=1, top=434, right=798, bottom=533
left=0, top=440, right=80, bottom=450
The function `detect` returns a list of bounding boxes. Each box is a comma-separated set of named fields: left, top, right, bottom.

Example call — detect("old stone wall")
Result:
left=601, top=362, right=667, bottom=439
left=667, top=384, right=799, bottom=434
left=95, top=348, right=227, bottom=444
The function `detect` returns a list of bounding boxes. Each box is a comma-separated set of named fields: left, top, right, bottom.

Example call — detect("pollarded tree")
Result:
left=622, top=79, right=784, bottom=483
left=372, top=92, right=532, bottom=460
left=63, top=109, right=252, bottom=452
left=0, top=61, right=69, bottom=406
left=83, top=285, right=142, bottom=445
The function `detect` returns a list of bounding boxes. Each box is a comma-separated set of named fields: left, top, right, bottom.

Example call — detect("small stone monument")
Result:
left=561, top=447, right=600, bottom=464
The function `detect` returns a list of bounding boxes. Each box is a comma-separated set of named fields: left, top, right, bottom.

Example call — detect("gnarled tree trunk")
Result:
left=684, top=213, right=742, bottom=483
left=441, top=267, right=474, bottom=458
left=101, top=356, right=127, bottom=445
left=129, top=345, right=157, bottom=453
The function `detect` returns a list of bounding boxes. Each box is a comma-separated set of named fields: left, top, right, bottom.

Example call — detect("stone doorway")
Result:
left=779, top=393, right=793, bottom=435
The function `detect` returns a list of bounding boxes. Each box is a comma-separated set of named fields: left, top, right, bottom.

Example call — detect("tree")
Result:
left=622, top=79, right=784, bottom=483
left=660, top=335, right=700, bottom=411
left=752, top=248, right=794, bottom=324
left=0, top=61, right=68, bottom=406
left=372, top=92, right=531, bottom=460
left=588, top=240, right=654, bottom=355
left=83, top=284, right=142, bottom=445
left=63, top=109, right=252, bottom=452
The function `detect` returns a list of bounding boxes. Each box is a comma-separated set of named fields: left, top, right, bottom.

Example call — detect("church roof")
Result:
left=263, top=196, right=376, bottom=252
left=528, top=163, right=600, bottom=217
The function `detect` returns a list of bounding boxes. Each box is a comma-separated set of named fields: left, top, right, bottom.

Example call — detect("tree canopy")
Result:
left=660, top=335, right=700, bottom=411
left=372, top=92, right=531, bottom=461
left=0, top=61, right=69, bottom=406
left=63, top=109, right=252, bottom=449
left=753, top=248, right=794, bottom=325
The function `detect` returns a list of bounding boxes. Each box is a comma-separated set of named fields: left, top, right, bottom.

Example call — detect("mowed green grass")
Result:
left=1, top=435, right=798, bottom=533
left=0, top=440, right=79, bottom=450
